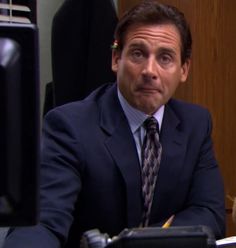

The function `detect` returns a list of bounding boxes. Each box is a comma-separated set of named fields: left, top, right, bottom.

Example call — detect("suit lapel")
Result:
left=151, top=101, right=188, bottom=218
left=99, top=84, right=142, bottom=227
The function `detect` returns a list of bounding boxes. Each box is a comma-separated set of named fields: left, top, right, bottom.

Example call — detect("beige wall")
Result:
left=37, top=0, right=64, bottom=117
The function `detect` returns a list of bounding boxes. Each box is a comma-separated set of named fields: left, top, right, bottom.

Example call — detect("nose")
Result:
left=142, top=56, right=158, bottom=80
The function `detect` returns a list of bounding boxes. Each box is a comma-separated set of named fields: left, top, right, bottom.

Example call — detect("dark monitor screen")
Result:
left=106, top=226, right=216, bottom=248
left=0, top=23, right=39, bottom=226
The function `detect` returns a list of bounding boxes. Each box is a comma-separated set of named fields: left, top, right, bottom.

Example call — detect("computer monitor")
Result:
left=81, top=226, right=216, bottom=248
left=0, top=23, right=39, bottom=226
left=106, top=226, right=217, bottom=248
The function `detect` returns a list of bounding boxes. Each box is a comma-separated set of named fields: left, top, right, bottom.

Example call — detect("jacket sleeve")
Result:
left=3, top=225, right=61, bottom=248
left=167, top=110, right=225, bottom=239
left=3, top=107, right=82, bottom=248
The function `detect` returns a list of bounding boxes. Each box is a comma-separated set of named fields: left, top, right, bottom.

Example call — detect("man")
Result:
left=3, top=1, right=225, bottom=247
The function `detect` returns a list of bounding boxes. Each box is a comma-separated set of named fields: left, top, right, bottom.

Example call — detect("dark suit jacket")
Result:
left=4, top=83, right=225, bottom=248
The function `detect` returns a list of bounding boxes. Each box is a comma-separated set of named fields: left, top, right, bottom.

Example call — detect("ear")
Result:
left=111, top=49, right=121, bottom=73
left=180, top=59, right=191, bottom=83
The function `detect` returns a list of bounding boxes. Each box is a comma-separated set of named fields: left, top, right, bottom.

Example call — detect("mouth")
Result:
left=136, top=87, right=162, bottom=94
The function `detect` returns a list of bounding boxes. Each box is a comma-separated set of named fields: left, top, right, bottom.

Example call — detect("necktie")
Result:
left=140, top=116, right=162, bottom=227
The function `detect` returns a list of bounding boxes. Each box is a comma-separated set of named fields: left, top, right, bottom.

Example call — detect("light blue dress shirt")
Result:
left=117, top=88, right=164, bottom=164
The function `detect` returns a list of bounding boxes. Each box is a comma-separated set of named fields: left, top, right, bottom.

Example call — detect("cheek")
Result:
left=161, top=70, right=182, bottom=90
left=163, top=79, right=180, bottom=95
left=118, top=62, right=137, bottom=83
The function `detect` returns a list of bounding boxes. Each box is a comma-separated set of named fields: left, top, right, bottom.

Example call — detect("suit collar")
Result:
left=99, top=84, right=143, bottom=227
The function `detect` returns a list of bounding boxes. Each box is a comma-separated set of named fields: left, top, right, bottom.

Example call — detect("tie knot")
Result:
left=144, top=116, right=159, bottom=134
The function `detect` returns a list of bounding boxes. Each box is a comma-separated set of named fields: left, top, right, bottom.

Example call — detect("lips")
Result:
left=137, top=86, right=162, bottom=94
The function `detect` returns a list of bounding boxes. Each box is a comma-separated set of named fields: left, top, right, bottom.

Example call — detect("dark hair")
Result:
left=114, top=0, right=192, bottom=64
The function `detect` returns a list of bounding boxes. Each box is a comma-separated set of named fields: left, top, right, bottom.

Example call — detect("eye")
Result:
left=159, top=53, right=172, bottom=65
left=130, top=49, right=145, bottom=62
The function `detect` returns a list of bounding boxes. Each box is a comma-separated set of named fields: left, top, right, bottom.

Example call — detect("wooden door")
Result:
left=119, top=0, right=236, bottom=236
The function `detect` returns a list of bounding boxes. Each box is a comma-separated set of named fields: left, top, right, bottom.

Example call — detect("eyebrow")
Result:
left=158, top=47, right=177, bottom=56
left=128, top=42, right=177, bottom=54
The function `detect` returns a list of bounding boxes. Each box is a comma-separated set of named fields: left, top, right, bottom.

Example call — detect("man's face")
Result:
left=112, top=24, right=190, bottom=115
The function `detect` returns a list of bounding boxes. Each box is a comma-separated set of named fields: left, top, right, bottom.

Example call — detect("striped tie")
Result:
left=140, top=116, right=162, bottom=227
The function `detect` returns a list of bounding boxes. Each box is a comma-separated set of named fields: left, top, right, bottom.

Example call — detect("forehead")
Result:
left=124, top=24, right=181, bottom=51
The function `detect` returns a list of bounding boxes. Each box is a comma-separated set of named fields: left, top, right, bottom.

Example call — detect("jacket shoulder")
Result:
left=166, top=98, right=212, bottom=132
left=168, top=98, right=210, bottom=117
